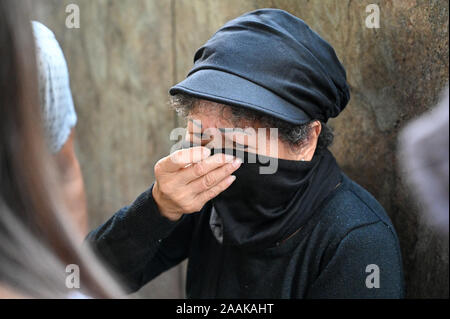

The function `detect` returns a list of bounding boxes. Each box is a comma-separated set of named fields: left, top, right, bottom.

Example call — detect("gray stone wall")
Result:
left=29, top=0, right=448, bottom=298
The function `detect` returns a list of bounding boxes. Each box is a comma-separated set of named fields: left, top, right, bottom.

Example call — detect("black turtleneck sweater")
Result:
left=85, top=173, right=404, bottom=298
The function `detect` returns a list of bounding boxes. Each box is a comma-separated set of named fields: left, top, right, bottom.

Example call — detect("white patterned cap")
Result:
left=32, top=21, right=77, bottom=153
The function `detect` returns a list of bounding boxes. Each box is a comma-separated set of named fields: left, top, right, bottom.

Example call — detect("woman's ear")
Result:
left=311, top=120, right=322, bottom=139
left=301, top=121, right=322, bottom=161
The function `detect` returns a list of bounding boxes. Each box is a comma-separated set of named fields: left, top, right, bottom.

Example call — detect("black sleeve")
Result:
left=306, top=221, right=405, bottom=299
left=85, top=184, right=194, bottom=293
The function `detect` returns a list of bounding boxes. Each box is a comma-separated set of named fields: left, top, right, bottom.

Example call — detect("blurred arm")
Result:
left=54, top=128, right=88, bottom=236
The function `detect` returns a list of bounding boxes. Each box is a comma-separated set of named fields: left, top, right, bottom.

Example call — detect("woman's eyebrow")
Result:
left=218, top=128, right=250, bottom=149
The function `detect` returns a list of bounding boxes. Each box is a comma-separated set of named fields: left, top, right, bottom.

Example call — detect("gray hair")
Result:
left=170, top=93, right=334, bottom=151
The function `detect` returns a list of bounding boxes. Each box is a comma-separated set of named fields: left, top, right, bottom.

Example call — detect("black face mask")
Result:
left=209, top=148, right=342, bottom=250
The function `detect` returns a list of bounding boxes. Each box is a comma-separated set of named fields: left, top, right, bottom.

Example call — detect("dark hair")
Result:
left=170, top=93, right=334, bottom=151
left=0, top=0, right=123, bottom=298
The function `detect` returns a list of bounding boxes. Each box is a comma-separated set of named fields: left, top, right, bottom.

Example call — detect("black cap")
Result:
left=169, top=8, right=350, bottom=124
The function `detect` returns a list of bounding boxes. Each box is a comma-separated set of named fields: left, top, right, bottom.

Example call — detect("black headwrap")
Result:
left=170, top=8, right=350, bottom=124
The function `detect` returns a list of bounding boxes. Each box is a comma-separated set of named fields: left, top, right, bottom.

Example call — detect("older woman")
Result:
left=87, top=9, right=404, bottom=298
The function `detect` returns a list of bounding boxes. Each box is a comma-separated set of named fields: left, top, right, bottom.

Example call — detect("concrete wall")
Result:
left=29, top=0, right=448, bottom=298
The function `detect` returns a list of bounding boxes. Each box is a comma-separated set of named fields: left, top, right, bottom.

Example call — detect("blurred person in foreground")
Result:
left=0, top=0, right=123, bottom=298
left=87, top=9, right=404, bottom=298
left=31, top=20, right=88, bottom=237
left=399, top=86, right=449, bottom=234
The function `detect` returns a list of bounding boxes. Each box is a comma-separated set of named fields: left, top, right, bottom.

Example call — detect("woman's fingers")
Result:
left=195, top=174, right=237, bottom=204
left=179, top=153, right=236, bottom=184
left=155, top=146, right=210, bottom=173
left=152, top=147, right=241, bottom=219
left=188, top=157, right=242, bottom=193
